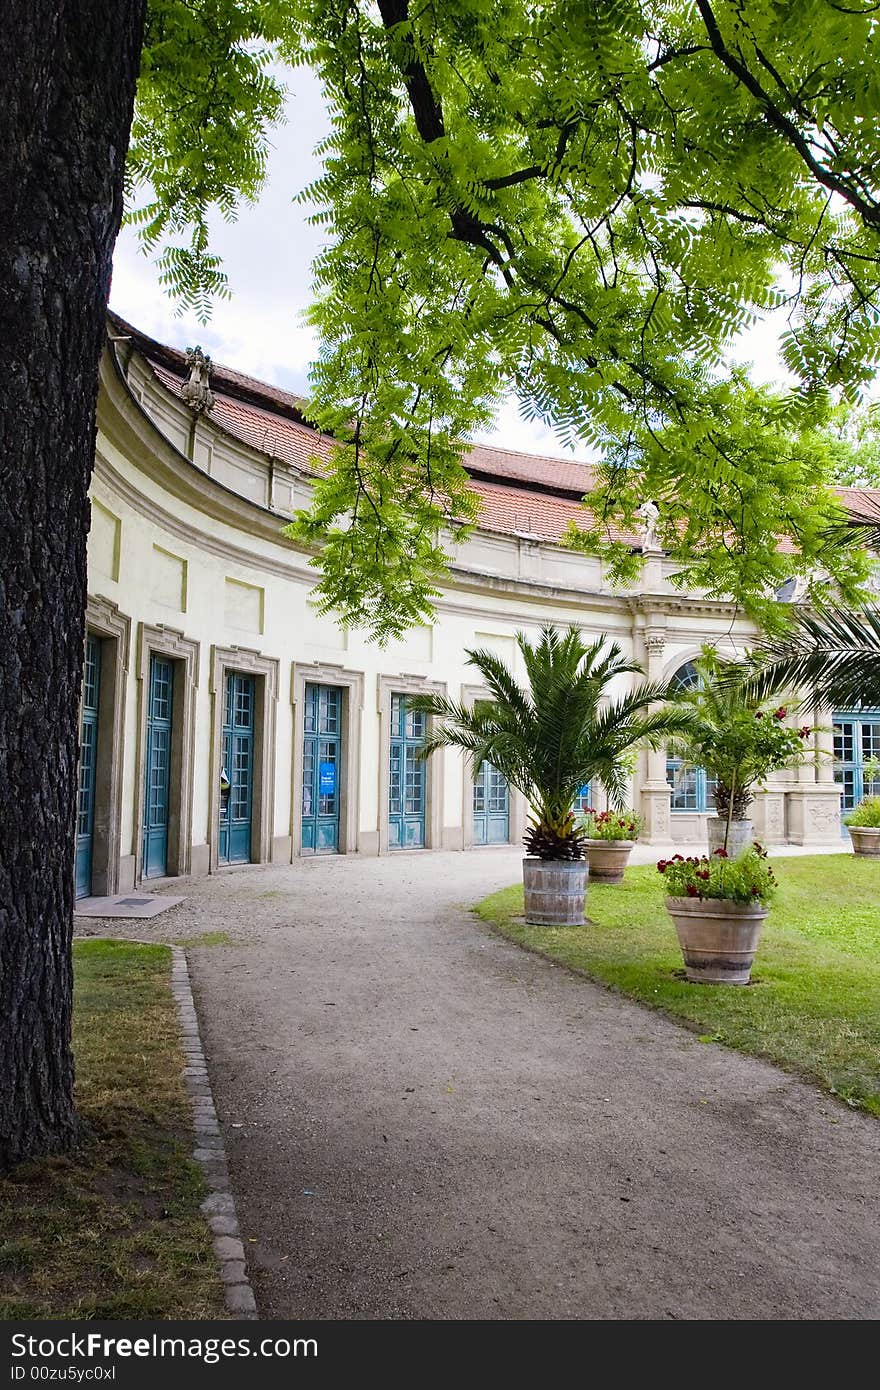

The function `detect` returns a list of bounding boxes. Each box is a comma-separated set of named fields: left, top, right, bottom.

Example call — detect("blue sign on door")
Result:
left=302, top=684, right=342, bottom=854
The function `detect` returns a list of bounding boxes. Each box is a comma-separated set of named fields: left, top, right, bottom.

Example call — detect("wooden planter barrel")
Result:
left=847, top=826, right=880, bottom=857
left=666, top=896, right=768, bottom=985
left=706, top=817, right=753, bottom=858
left=522, top=858, right=588, bottom=926
left=585, top=839, right=634, bottom=884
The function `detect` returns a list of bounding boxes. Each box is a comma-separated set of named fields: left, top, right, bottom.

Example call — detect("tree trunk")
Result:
left=0, top=0, right=146, bottom=1169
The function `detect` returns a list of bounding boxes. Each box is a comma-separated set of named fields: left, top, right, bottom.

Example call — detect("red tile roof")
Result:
left=834, top=486, right=880, bottom=518
left=467, top=441, right=595, bottom=495
left=150, top=363, right=334, bottom=475
left=467, top=480, right=582, bottom=541
left=122, top=318, right=880, bottom=545
left=467, top=480, right=631, bottom=544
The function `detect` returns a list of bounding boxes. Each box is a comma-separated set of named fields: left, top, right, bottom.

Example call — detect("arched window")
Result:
left=665, top=662, right=715, bottom=812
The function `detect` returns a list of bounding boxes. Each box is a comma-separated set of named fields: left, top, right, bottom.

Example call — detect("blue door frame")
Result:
left=389, top=694, right=426, bottom=849
left=142, top=655, right=174, bottom=878
left=473, top=761, right=509, bottom=844
left=302, top=683, right=342, bottom=854
left=75, top=635, right=101, bottom=899
left=219, top=672, right=255, bottom=864
left=834, top=711, right=880, bottom=832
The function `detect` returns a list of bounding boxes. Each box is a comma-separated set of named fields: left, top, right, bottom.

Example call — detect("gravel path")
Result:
left=78, top=849, right=880, bottom=1320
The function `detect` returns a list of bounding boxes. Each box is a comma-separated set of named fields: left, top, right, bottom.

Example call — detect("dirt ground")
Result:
left=77, top=848, right=880, bottom=1320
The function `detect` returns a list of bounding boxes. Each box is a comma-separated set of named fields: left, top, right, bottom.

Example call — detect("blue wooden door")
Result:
left=473, top=761, right=509, bottom=844
left=219, top=672, right=255, bottom=864
left=75, top=635, right=101, bottom=898
left=389, top=694, right=426, bottom=849
left=302, top=684, right=341, bottom=854
left=834, top=712, right=880, bottom=832
left=142, top=655, right=174, bottom=878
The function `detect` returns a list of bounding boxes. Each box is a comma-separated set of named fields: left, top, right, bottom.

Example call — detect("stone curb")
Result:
left=170, top=946, right=258, bottom=1321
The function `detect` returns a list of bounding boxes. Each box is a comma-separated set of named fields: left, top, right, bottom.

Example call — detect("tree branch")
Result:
left=696, top=0, right=880, bottom=228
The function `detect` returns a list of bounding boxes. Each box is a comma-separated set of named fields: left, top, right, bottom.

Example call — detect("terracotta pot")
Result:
left=666, top=895, right=769, bottom=985
left=706, top=817, right=753, bottom=858
left=847, top=826, right=880, bottom=858
left=585, top=839, right=634, bottom=884
left=522, top=857, right=588, bottom=926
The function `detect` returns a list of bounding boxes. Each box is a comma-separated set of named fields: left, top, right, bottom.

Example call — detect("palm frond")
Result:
left=414, top=624, right=690, bottom=849
left=820, top=505, right=880, bottom=556
left=745, top=607, right=880, bottom=710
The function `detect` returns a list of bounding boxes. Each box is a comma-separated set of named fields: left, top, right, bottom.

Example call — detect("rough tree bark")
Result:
left=0, top=0, right=146, bottom=1169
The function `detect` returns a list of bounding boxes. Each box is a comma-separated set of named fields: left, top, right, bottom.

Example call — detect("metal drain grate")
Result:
left=116, top=897, right=154, bottom=907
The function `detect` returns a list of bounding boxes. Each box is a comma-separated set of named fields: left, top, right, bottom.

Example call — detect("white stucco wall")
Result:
left=82, top=341, right=841, bottom=889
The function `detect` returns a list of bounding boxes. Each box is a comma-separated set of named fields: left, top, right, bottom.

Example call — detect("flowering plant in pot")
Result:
left=577, top=809, right=643, bottom=884
left=668, top=650, right=813, bottom=855
left=411, top=626, right=694, bottom=926
left=657, top=845, right=777, bottom=985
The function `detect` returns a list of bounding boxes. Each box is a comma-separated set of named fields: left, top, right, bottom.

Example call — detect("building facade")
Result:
left=77, top=319, right=852, bottom=897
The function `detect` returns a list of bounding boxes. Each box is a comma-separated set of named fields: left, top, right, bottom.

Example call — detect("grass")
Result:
left=0, top=940, right=225, bottom=1320
left=477, top=854, right=880, bottom=1116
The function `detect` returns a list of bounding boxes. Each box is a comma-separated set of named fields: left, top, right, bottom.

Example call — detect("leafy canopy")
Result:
left=821, top=401, right=880, bottom=488
left=410, top=625, right=694, bottom=859
left=127, top=1, right=880, bottom=637
left=128, top=1, right=289, bottom=321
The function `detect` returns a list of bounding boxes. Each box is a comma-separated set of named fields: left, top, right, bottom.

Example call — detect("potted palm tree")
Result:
left=668, top=651, right=813, bottom=855
left=411, top=626, right=694, bottom=926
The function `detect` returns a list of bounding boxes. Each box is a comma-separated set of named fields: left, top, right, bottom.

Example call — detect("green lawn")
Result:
left=477, top=854, right=880, bottom=1116
left=0, top=940, right=225, bottom=1320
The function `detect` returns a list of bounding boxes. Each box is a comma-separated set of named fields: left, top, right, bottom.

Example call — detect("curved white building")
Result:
left=77, top=317, right=861, bottom=897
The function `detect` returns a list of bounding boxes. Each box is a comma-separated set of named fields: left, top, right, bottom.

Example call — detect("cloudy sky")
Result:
left=110, top=65, right=788, bottom=461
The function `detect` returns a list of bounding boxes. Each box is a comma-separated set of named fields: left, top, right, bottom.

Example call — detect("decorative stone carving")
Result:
left=808, top=800, right=839, bottom=830
left=181, top=346, right=215, bottom=414
left=636, top=499, right=662, bottom=553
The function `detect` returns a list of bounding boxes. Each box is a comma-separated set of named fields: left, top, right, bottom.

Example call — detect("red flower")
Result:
left=713, top=848, right=729, bottom=858
left=754, top=711, right=764, bottom=720
left=799, top=726, right=811, bottom=739
left=774, top=706, right=788, bottom=721
left=686, top=884, right=699, bottom=897
left=657, top=860, right=667, bottom=873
